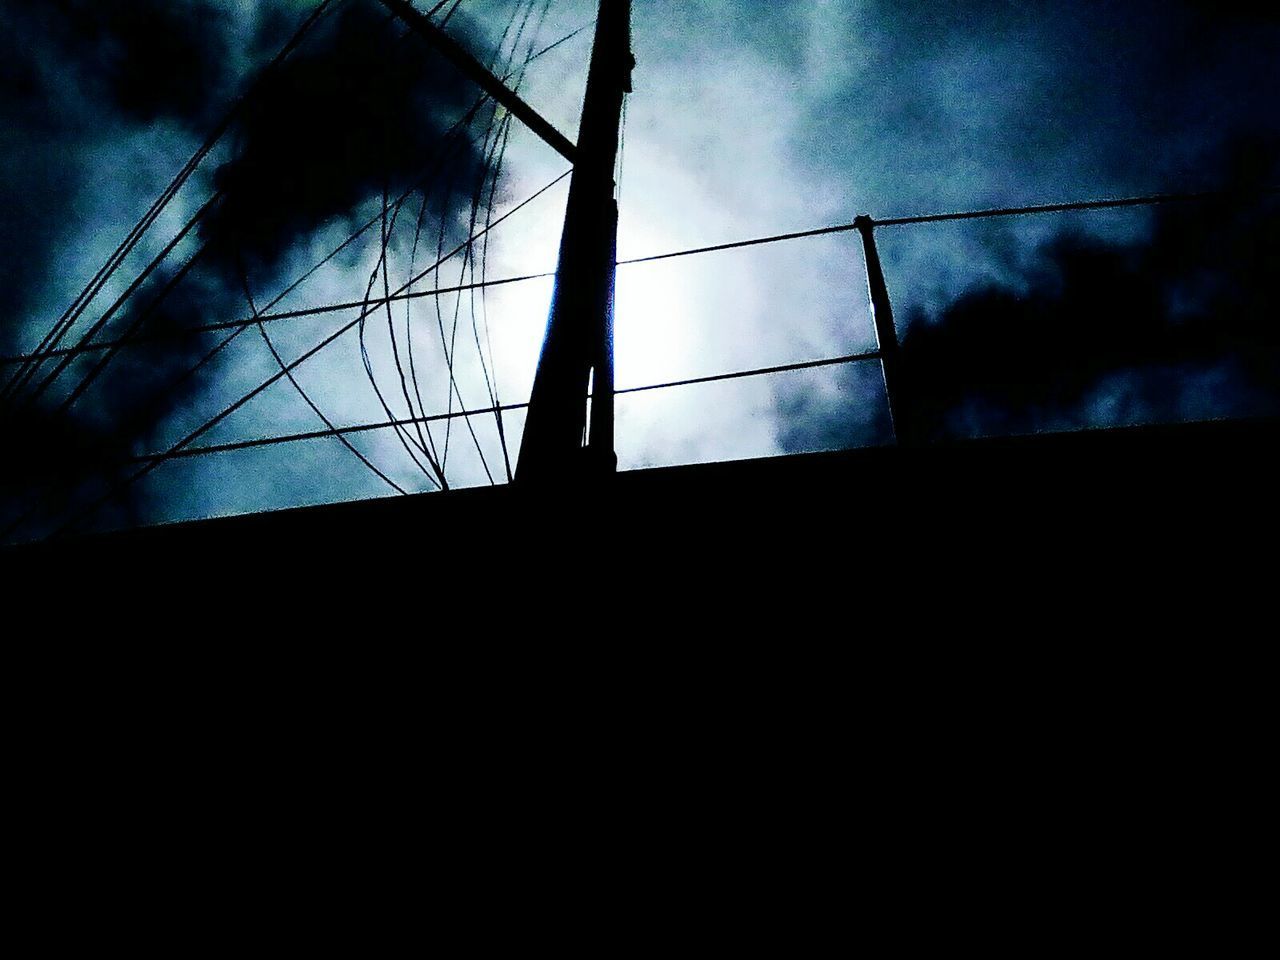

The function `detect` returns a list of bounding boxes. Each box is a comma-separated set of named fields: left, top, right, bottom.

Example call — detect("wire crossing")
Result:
left=0, top=0, right=343, bottom=409
left=3, top=0, right=588, bottom=540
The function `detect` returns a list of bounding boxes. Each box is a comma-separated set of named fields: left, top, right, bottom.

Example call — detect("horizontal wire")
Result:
left=0, top=271, right=558, bottom=365
left=872, top=187, right=1279, bottom=227
left=615, top=350, right=881, bottom=396
left=51, top=166, right=573, bottom=531
left=9, top=184, right=1273, bottom=367
left=130, top=350, right=881, bottom=462
left=2, top=0, right=343, bottom=404
left=618, top=223, right=861, bottom=266
left=616, top=185, right=1278, bottom=265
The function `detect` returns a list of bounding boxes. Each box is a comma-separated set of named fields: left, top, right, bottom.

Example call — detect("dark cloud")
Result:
left=1, top=0, right=497, bottom=535
left=207, top=0, right=488, bottom=276
left=1, top=0, right=234, bottom=128
left=6, top=0, right=1277, bottom=531
left=775, top=1, right=1279, bottom=453
left=44, top=0, right=235, bottom=126
left=794, top=0, right=1280, bottom=208
left=778, top=138, right=1280, bottom=451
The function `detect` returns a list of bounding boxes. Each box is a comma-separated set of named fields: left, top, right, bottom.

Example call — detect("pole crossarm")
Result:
left=377, top=0, right=579, bottom=163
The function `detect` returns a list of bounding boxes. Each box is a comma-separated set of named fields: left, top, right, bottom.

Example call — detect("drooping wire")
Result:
left=37, top=170, right=569, bottom=539
left=439, top=0, right=547, bottom=479
left=428, top=1, right=529, bottom=472
left=240, top=253, right=416, bottom=495
left=344, top=7, right=494, bottom=487
left=358, top=0, right=535, bottom=486
left=474, top=111, right=519, bottom=482
left=359, top=185, right=449, bottom=486
left=13, top=3, right=583, bottom=481
left=469, top=0, right=555, bottom=482
left=14, top=1, right=585, bottom=533
left=350, top=21, right=580, bottom=493
left=369, top=7, right=530, bottom=481
left=402, top=171, right=446, bottom=470
left=0, top=14, right=598, bottom=373
left=430, top=0, right=546, bottom=478
left=394, top=189, right=446, bottom=473
left=377, top=41, right=507, bottom=480
left=89, top=91, right=495, bottom=484
left=390, top=0, right=591, bottom=474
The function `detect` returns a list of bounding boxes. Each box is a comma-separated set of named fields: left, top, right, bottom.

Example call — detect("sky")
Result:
left=1, top=0, right=1277, bottom=536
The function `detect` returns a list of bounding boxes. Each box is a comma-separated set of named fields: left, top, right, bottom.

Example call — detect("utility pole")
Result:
left=516, top=0, right=633, bottom=484
left=379, top=0, right=631, bottom=484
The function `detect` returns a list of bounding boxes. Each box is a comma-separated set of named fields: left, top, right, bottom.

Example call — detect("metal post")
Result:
left=855, top=215, right=913, bottom=445
left=517, top=0, right=632, bottom=484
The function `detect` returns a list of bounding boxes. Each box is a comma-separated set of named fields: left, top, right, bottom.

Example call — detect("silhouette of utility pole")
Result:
left=381, top=0, right=632, bottom=485
left=516, top=1, right=633, bottom=483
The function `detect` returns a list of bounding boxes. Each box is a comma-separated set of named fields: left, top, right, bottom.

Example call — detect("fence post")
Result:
left=855, top=215, right=913, bottom=446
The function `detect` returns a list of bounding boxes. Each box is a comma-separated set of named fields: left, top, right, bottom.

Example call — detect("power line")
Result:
left=19, top=108, right=559, bottom=512
left=615, top=350, right=880, bottom=395
left=242, top=256, right=419, bottom=496
left=2, top=8, right=594, bottom=385
left=20, top=0, right=558, bottom=412
left=136, top=405, right=519, bottom=461
left=529, top=18, right=595, bottom=60
left=130, top=350, right=882, bottom=463
left=137, top=94, right=514, bottom=455
left=872, top=187, right=1279, bottom=226
left=7, top=182, right=1272, bottom=370
left=6, top=8, right=593, bottom=541
left=0, top=277, right=559, bottom=367
left=49, top=195, right=221, bottom=415
left=616, top=185, right=1280, bottom=266
left=619, top=222, right=860, bottom=267
left=51, top=168, right=573, bottom=536
left=1, top=0, right=343, bottom=408
left=360, top=183, right=451, bottom=486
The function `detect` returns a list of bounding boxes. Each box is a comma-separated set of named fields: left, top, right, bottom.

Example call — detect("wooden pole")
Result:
left=516, top=0, right=632, bottom=483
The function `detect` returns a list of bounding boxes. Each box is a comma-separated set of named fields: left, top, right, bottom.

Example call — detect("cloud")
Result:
left=4, top=0, right=1279, bottom=532
left=777, top=137, right=1280, bottom=451
left=206, top=0, right=489, bottom=275
left=792, top=0, right=1280, bottom=210
left=608, top=1, right=1280, bottom=464
left=1, top=0, right=498, bottom=535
